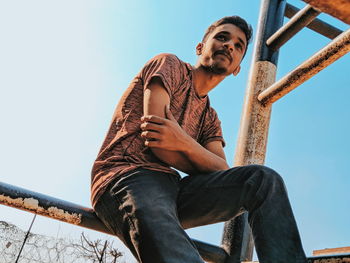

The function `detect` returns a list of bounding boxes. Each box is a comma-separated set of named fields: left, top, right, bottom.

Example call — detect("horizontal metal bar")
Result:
left=308, top=253, right=350, bottom=262
left=258, top=28, right=350, bottom=105
left=0, top=181, right=227, bottom=263
left=240, top=253, right=350, bottom=263
left=193, top=238, right=228, bottom=263
left=313, top=246, right=350, bottom=256
left=302, top=0, right=350, bottom=25
left=285, top=3, right=343, bottom=39
left=0, top=181, right=107, bottom=232
left=2, top=181, right=350, bottom=262
left=267, top=4, right=321, bottom=50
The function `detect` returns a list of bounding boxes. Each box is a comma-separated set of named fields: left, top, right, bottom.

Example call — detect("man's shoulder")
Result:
left=153, top=53, right=180, bottom=61
left=147, top=53, right=189, bottom=68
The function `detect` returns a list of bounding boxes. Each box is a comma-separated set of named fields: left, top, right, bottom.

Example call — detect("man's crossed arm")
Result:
left=141, top=77, right=229, bottom=175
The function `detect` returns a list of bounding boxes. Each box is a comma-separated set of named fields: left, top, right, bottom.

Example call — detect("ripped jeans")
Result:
left=94, top=165, right=307, bottom=263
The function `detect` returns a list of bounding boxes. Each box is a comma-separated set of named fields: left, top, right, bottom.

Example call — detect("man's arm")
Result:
left=142, top=77, right=229, bottom=174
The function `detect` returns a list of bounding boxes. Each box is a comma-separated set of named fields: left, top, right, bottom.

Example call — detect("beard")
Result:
left=201, top=61, right=228, bottom=75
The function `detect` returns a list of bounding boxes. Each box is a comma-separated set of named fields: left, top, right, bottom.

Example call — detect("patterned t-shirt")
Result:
left=91, top=53, right=225, bottom=207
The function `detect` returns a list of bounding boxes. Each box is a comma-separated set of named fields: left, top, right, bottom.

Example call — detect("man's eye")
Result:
left=216, top=35, right=227, bottom=41
left=235, top=43, right=243, bottom=51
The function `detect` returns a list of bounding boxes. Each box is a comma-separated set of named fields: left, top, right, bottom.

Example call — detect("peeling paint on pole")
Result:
left=234, top=61, right=277, bottom=166
left=0, top=194, right=82, bottom=225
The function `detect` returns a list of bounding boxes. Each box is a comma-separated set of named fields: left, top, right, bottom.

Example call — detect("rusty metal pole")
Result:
left=284, top=3, right=342, bottom=40
left=0, top=181, right=227, bottom=262
left=221, top=0, right=286, bottom=262
left=267, top=4, right=321, bottom=51
left=259, top=28, right=350, bottom=105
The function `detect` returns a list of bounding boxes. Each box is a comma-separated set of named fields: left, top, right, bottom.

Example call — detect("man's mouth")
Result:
left=214, top=50, right=232, bottom=62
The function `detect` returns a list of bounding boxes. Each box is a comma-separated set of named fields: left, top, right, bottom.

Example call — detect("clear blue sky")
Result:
left=0, top=0, right=349, bottom=261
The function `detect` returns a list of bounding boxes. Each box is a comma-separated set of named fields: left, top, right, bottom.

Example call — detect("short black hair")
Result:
left=202, top=16, right=253, bottom=56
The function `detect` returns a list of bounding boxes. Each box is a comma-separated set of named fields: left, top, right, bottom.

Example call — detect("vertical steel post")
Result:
left=221, top=0, right=286, bottom=262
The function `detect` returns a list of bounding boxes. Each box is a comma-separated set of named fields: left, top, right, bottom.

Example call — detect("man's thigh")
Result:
left=95, top=168, right=180, bottom=236
left=94, top=168, right=204, bottom=262
left=177, top=165, right=268, bottom=229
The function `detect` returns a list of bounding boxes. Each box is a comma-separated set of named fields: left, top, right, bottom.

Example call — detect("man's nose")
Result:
left=223, top=41, right=234, bottom=53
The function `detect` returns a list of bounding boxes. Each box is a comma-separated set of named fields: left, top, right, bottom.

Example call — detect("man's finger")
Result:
left=141, top=115, right=166, bottom=124
left=144, top=140, right=161, bottom=148
left=140, top=122, right=162, bottom=131
left=141, top=131, right=161, bottom=140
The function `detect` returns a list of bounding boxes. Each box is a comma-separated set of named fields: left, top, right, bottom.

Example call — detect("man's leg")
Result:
left=177, top=165, right=307, bottom=263
left=94, top=168, right=205, bottom=263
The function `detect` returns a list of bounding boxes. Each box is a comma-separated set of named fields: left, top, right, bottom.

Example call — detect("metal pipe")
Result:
left=252, top=0, right=287, bottom=64
left=308, top=253, right=350, bottom=261
left=302, top=0, right=350, bottom=25
left=285, top=3, right=343, bottom=39
left=258, top=28, right=350, bottom=105
left=193, top=238, right=228, bottom=263
left=267, top=4, right=321, bottom=51
left=0, top=181, right=227, bottom=263
left=0, top=181, right=109, bottom=233
left=221, top=0, right=286, bottom=262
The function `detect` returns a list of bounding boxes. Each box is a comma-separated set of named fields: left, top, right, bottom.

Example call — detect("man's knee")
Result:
left=239, top=165, right=288, bottom=213
left=251, top=164, right=283, bottom=182
left=221, top=164, right=284, bottom=188
left=245, top=164, right=283, bottom=183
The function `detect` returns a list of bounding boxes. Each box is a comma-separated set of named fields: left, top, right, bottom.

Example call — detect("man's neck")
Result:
left=192, top=66, right=226, bottom=98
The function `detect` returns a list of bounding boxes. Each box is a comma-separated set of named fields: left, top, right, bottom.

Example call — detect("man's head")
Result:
left=196, top=16, right=253, bottom=76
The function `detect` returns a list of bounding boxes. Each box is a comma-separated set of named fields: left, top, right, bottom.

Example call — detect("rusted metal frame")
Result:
left=221, top=0, right=286, bottom=262
left=285, top=3, right=343, bottom=39
left=221, top=213, right=253, bottom=263
left=193, top=238, right=228, bottom=263
left=267, top=4, right=321, bottom=51
left=1, top=180, right=349, bottom=263
left=302, top=0, right=350, bottom=25
left=258, top=28, right=350, bottom=105
left=0, top=181, right=228, bottom=263
left=0, top=181, right=108, bottom=232
left=307, top=253, right=350, bottom=263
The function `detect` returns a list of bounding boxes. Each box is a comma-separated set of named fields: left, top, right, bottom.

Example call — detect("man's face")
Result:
left=197, top=24, right=247, bottom=76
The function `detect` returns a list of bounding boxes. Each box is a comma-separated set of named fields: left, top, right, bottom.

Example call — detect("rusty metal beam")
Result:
left=0, top=181, right=108, bottom=233
left=221, top=1, right=286, bottom=262
left=0, top=181, right=227, bottom=263
left=308, top=253, right=350, bottom=263
left=258, top=28, right=350, bottom=105
left=302, top=0, right=350, bottom=25
left=193, top=238, right=228, bottom=263
left=313, top=246, right=350, bottom=256
left=267, top=4, right=321, bottom=51
left=285, top=3, right=343, bottom=39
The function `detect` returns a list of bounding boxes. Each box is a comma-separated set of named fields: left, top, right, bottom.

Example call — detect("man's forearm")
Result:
left=151, top=148, right=199, bottom=174
left=151, top=138, right=229, bottom=175
left=180, top=137, right=229, bottom=173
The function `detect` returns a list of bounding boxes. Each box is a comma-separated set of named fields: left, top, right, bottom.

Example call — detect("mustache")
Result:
left=214, top=50, right=232, bottom=62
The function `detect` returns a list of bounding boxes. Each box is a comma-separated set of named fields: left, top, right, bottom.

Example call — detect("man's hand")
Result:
left=141, top=105, right=191, bottom=152
left=143, top=76, right=229, bottom=174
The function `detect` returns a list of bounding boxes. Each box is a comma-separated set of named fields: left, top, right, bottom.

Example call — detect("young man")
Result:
left=91, top=16, right=307, bottom=263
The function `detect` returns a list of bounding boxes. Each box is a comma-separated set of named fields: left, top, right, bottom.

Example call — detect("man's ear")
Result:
left=233, top=65, right=241, bottom=76
left=196, top=43, right=204, bottom=55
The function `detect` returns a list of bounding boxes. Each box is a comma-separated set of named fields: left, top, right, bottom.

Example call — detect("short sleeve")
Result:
left=199, top=107, right=226, bottom=147
left=141, top=53, right=184, bottom=99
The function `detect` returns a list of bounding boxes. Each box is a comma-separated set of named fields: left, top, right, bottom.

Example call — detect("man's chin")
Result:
left=203, top=64, right=227, bottom=75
